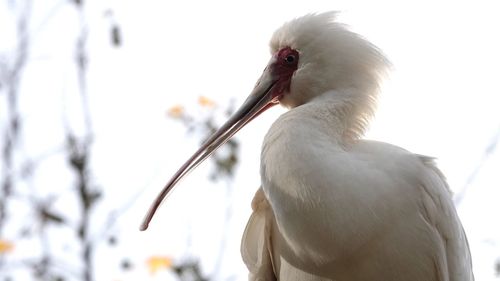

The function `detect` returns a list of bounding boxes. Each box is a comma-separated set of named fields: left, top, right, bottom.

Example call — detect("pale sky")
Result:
left=2, top=0, right=500, bottom=280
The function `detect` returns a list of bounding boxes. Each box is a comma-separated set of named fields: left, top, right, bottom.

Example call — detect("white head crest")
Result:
left=271, top=12, right=390, bottom=139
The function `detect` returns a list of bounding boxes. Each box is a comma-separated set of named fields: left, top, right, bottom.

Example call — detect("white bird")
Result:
left=141, top=12, right=474, bottom=281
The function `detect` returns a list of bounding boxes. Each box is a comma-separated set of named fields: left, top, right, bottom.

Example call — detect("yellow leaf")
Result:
left=0, top=239, right=14, bottom=253
left=198, top=96, right=215, bottom=107
left=147, top=256, right=173, bottom=274
left=167, top=105, right=184, bottom=118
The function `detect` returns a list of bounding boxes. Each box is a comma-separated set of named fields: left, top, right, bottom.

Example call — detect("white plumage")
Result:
left=242, top=13, right=473, bottom=281
left=141, top=12, right=474, bottom=281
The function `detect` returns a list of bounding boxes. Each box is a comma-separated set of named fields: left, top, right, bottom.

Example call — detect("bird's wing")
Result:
left=241, top=188, right=333, bottom=281
left=241, top=187, right=277, bottom=281
left=418, top=156, right=475, bottom=281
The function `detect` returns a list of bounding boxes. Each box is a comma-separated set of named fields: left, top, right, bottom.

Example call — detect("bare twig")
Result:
left=454, top=125, right=500, bottom=205
left=69, top=2, right=97, bottom=280
left=0, top=1, right=32, bottom=273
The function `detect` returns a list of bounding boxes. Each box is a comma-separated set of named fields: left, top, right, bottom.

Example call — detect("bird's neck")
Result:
left=301, top=89, right=370, bottom=145
left=261, top=89, right=372, bottom=262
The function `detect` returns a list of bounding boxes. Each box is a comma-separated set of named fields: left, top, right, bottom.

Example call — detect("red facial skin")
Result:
left=271, top=47, right=300, bottom=100
left=250, top=47, right=299, bottom=120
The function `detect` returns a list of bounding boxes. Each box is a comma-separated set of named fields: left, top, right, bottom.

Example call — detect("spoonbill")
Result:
left=141, top=12, right=474, bottom=281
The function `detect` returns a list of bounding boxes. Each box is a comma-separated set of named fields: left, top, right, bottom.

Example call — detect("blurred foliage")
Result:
left=1, top=0, right=131, bottom=280
left=0, top=240, right=14, bottom=253
left=171, top=260, right=209, bottom=281
left=164, top=96, right=240, bottom=281
left=167, top=95, right=240, bottom=182
left=0, top=1, right=240, bottom=280
left=147, top=256, right=173, bottom=274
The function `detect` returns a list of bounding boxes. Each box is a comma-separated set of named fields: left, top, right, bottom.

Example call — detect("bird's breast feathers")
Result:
left=259, top=109, right=465, bottom=273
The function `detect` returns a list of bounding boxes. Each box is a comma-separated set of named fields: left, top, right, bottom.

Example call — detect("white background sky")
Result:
left=2, top=0, right=500, bottom=280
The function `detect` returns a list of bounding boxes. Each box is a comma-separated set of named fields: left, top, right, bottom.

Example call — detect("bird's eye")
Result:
left=285, top=55, right=296, bottom=64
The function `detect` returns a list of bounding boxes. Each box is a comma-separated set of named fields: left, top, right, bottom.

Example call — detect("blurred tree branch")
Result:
left=0, top=0, right=32, bottom=272
left=0, top=0, right=125, bottom=280
left=0, top=0, right=242, bottom=280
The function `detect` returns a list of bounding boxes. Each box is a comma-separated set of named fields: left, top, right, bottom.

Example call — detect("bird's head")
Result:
left=269, top=12, right=389, bottom=109
left=140, top=12, right=390, bottom=230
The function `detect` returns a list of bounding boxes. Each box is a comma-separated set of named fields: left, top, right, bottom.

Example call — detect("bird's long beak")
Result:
left=140, top=59, right=282, bottom=231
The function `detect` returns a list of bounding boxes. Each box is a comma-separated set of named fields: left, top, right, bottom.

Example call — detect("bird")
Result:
left=140, top=12, right=474, bottom=281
